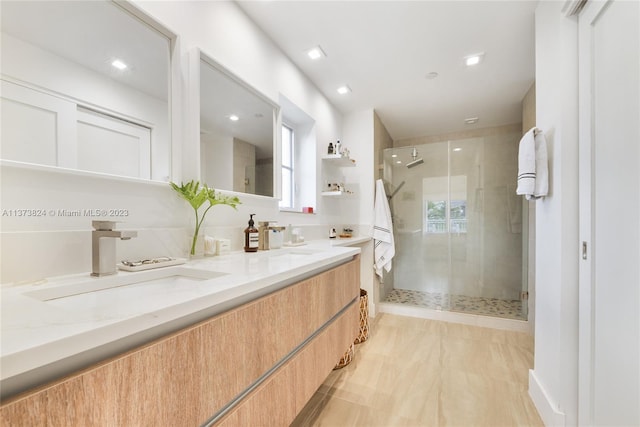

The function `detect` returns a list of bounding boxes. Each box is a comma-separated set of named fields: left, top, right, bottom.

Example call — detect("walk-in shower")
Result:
left=380, top=132, right=527, bottom=320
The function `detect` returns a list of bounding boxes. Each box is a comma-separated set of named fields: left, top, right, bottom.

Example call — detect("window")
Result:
left=278, top=94, right=316, bottom=212
left=280, top=124, right=294, bottom=209
left=423, top=175, right=467, bottom=234
left=426, top=199, right=467, bottom=234
left=426, top=200, right=447, bottom=233
left=449, top=200, right=467, bottom=233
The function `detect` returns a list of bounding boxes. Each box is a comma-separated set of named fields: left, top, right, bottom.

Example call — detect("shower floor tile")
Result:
left=384, top=288, right=526, bottom=320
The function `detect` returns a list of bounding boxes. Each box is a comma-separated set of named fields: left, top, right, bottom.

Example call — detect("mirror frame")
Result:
left=191, top=47, right=281, bottom=201
left=0, top=0, right=180, bottom=184
left=117, top=0, right=181, bottom=183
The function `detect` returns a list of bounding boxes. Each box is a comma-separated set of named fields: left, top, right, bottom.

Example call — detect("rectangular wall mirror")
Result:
left=0, top=0, right=173, bottom=181
left=199, top=51, right=279, bottom=198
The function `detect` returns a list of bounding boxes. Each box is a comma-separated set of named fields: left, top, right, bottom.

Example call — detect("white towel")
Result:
left=373, top=179, right=395, bottom=277
left=516, top=127, right=549, bottom=200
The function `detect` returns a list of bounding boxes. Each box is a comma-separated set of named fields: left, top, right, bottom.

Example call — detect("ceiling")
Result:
left=236, top=1, right=537, bottom=141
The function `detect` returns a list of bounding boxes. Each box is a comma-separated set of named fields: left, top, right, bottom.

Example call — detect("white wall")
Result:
left=341, top=109, right=376, bottom=314
left=341, top=109, right=375, bottom=229
left=0, top=1, right=352, bottom=285
left=528, top=2, right=580, bottom=425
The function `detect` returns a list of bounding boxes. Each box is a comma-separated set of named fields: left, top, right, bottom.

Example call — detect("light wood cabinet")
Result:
left=216, top=307, right=358, bottom=427
left=0, top=256, right=360, bottom=426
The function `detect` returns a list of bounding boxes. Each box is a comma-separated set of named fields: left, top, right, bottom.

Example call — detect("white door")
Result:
left=578, top=1, right=640, bottom=425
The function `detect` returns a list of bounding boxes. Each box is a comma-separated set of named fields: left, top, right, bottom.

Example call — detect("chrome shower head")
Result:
left=407, top=157, right=424, bottom=168
left=406, top=147, right=424, bottom=168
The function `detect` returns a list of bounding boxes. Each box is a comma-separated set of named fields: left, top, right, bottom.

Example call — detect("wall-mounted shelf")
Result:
left=322, top=153, right=356, bottom=198
left=321, top=154, right=356, bottom=167
left=321, top=190, right=354, bottom=197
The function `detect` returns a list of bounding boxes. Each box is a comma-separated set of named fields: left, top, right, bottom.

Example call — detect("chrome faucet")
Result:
left=258, top=221, right=271, bottom=250
left=91, top=220, right=137, bottom=277
left=257, top=221, right=285, bottom=250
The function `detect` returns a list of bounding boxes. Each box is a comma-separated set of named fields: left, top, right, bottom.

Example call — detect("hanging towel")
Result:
left=373, top=179, right=395, bottom=277
left=516, top=127, right=549, bottom=200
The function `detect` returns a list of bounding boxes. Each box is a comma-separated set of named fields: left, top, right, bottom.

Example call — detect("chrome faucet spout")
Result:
left=95, top=230, right=137, bottom=240
left=91, top=221, right=137, bottom=276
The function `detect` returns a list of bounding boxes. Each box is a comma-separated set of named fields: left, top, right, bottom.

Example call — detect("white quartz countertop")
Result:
left=0, top=238, right=367, bottom=398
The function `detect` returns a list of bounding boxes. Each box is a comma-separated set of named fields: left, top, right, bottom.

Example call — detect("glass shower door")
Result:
left=448, top=138, right=483, bottom=311
left=383, top=132, right=526, bottom=320
left=384, top=142, right=452, bottom=310
left=420, top=143, right=452, bottom=310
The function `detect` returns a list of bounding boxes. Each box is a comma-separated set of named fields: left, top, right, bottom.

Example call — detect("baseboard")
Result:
left=529, top=369, right=566, bottom=426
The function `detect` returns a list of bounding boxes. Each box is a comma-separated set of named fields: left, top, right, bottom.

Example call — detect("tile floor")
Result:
left=384, top=289, right=526, bottom=321
left=291, top=314, right=542, bottom=427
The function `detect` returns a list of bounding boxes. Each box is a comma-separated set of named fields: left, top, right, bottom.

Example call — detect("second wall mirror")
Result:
left=199, top=51, right=279, bottom=198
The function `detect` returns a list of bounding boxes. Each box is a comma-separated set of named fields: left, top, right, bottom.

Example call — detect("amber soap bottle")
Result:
left=244, top=214, right=259, bottom=252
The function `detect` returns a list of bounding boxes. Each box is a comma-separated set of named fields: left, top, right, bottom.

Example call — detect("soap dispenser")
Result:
left=244, top=214, right=259, bottom=252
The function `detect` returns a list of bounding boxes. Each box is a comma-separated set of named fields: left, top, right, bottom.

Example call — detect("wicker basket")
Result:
left=354, top=289, right=369, bottom=344
left=333, top=343, right=355, bottom=370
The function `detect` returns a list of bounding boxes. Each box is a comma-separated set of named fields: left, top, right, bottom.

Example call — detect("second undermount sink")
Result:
left=25, top=267, right=227, bottom=306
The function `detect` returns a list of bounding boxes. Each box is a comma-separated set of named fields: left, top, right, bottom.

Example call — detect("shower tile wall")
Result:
left=384, top=129, right=524, bottom=316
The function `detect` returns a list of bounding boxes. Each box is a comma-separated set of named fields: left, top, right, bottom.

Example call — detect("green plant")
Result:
left=170, top=180, right=241, bottom=255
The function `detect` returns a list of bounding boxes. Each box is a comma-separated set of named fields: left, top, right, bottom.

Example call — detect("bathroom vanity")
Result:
left=0, top=2, right=365, bottom=424
left=0, top=246, right=361, bottom=425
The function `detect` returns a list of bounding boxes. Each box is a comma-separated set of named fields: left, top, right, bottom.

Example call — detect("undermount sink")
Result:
left=25, top=267, right=226, bottom=307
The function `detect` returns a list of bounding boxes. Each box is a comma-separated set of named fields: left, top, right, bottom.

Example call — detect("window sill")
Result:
left=279, top=208, right=316, bottom=215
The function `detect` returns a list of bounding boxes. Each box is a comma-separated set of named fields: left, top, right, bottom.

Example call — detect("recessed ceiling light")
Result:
left=466, top=56, right=480, bottom=66
left=229, top=114, right=239, bottom=121
left=111, top=59, right=127, bottom=70
left=306, top=46, right=326, bottom=60
left=396, top=160, right=402, bottom=164
left=425, top=72, right=439, bottom=80
left=464, top=117, right=479, bottom=124
left=464, top=52, right=485, bottom=66
left=337, top=85, right=351, bottom=95
left=453, top=147, right=462, bottom=152
left=391, top=154, right=398, bottom=158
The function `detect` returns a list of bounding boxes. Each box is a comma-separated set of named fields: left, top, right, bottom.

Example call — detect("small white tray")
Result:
left=117, top=258, right=186, bottom=272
